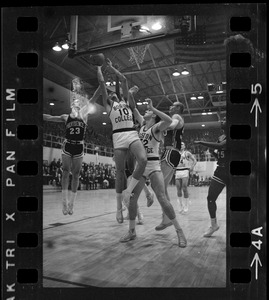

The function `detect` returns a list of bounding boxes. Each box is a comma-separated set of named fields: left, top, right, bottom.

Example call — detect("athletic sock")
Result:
left=177, top=197, right=183, bottom=209
left=116, top=193, right=123, bottom=210
left=162, top=213, right=171, bottom=224
left=125, top=178, right=139, bottom=194
left=143, top=184, right=150, bottom=196
left=183, top=197, right=189, bottom=211
left=70, top=191, right=77, bottom=205
left=211, top=218, right=218, bottom=227
left=62, top=189, right=68, bottom=201
left=129, top=220, right=136, bottom=233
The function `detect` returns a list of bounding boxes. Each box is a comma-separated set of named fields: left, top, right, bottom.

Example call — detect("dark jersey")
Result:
left=214, top=134, right=226, bottom=167
left=65, top=115, right=87, bottom=141
left=163, top=126, right=184, bottom=150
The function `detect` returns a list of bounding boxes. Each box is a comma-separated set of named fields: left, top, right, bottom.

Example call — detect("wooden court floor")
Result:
left=43, top=185, right=226, bottom=288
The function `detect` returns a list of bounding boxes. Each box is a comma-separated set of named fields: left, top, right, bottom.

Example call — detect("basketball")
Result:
left=89, top=53, right=105, bottom=66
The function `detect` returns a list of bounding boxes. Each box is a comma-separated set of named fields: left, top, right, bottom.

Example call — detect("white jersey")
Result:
left=177, top=150, right=190, bottom=170
left=109, top=100, right=135, bottom=132
left=139, top=124, right=160, bottom=159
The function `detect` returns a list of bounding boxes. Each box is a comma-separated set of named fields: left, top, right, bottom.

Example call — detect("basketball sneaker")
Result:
left=68, top=202, right=74, bottom=215
left=119, top=230, right=137, bottom=242
left=181, top=207, right=189, bottom=214
left=155, top=221, right=173, bottom=231
left=203, top=225, right=220, bottom=237
left=176, top=228, right=187, bottom=248
left=155, top=214, right=173, bottom=231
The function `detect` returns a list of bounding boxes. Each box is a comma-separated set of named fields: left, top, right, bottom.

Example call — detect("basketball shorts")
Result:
left=134, top=159, right=161, bottom=179
left=62, top=140, right=84, bottom=159
left=113, top=130, right=140, bottom=150
left=211, top=166, right=227, bottom=185
left=175, top=168, right=189, bottom=179
left=143, top=159, right=161, bottom=178
left=160, top=148, right=181, bottom=169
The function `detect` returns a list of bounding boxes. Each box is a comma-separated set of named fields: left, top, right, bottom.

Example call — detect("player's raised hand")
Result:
left=129, top=85, right=139, bottom=94
left=146, top=98, right=153, bottom=110
left=106, top=58, right=113, bottom=67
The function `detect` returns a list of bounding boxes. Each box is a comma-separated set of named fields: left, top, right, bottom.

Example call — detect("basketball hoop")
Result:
left=128, top=44, right=149, bottom=65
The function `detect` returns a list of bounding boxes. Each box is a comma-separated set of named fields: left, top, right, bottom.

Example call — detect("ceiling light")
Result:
left=201, top=124, right=205, bottom=127
left=137, top=102, right=142, bottom=106
left=207, top=83, right=215, bottom=92
left=198, top=95, right=204, bottom=99
left=207, top=111, right=213, bottom=115
left=49, top=102, right=55, bottom=106
left=152, top=22, right=162, bottom=30
left=139, top=25, right=150, bottom=33
left=181, top=67, right=189, bottom=75
left=216, top=90, right=224, bottom=94
left=103, top=111, right=107, bottom=115
left=102, top=122, right=106, bottom=125
left=172, top=69, right=180, bottom=76
left=52, top=42, right=62, bottom=51
left=62, top=40, right=70, bottom=50
left=105, top=81, right=111, bottom=86
left=190, top=96, right=197, bottom=100
left=202, top=112, right=207, bottom=115
left=143, top=101, right=148, bottom=105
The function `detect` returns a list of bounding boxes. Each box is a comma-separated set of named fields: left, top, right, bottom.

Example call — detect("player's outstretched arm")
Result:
left=194, top=140, right=226, bottom=149
left=43, top=114, right=68, bottom=122
left=106, top=58, right=129, bottom=102
left=147, top=98, right=172, bottom=132
left=133, top=108, right=144, bottom=127
left=97, top=66, right=110, bottom=113
left=128, top=85, right=139, bottom=110
left=88, top=85, right=101, bottom=104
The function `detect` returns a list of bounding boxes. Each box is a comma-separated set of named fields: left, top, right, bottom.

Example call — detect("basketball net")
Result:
left=70, top=78, right=88, bottom=108
left=128, top=44, right=149, bottom=65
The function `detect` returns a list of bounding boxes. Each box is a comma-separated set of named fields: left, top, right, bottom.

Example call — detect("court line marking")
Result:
left=43, top=276, right=93, bottom=288
left=43, top=211, right=116, bottom=230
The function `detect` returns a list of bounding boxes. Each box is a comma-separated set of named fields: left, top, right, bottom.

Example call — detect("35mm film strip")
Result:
left=1, top=4, right=266, bottom=300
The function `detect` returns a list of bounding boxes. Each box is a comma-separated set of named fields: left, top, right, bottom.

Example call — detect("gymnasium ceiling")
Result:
left=42, top=5, right=243, bottom=131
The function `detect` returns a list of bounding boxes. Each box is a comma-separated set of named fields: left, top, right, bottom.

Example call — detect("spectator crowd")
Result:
left=43, top=158, right=116, bottom=190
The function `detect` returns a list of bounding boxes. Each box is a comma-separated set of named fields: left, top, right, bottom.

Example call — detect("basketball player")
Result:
left=120, top=98, right=186, bottom=247
left=175, top=142, right=197, bottom=214
left=194, top=117, right=226, bottom=237
left=97, top=61, right=147, bottom=223
left=43, top=83, right=101, bottom=215
left=155, top=101, right=185, bottom=231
